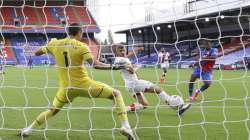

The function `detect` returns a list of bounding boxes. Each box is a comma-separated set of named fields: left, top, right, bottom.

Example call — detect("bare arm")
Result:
left=127, top=47, right=144, bottom=57
left=94, top=60, right=113, bottom=70
left=35, top=48, right=46, bottom=56
left=85, top=58, right=124, bottom=70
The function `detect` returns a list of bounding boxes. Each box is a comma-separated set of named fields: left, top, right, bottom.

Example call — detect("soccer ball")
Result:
left=168, top=95, right=184, bottom=110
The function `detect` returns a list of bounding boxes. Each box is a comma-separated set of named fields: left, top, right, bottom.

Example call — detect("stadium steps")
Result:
left=34, top=8, right=43, bottom=25
left=5, top=39, right=17, bottom=65
left=65, top=6, right=78, bottom=24
left=81, top=38, right=100, bottom=60
left=93, top=39, right=101, bottom=60
left=23, top=7, right=39, bottom=25
left=74, top=7, right=92, bottom=25
left=15, top=8, right=24, bottom=25
left=43, top=7, right=60, bottom=25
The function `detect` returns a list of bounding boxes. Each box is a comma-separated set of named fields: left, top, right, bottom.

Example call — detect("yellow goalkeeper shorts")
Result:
left=53, top=79, right=114, bottom=108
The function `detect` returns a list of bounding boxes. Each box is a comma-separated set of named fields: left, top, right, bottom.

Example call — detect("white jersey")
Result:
left=113, top=57, right=138, bottom=83
left=158, top=52, right=170, bottom=64
left=114, top=57, right=153, bottom=96
left=0, top=50, right=7, bottom=65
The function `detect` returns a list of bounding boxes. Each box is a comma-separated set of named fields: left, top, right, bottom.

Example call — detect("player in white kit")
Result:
left=158, top=48, right=170, bottom=83
left=0, top=49, right=6, bottom=75
left=112, top=44, right=191, bottom=115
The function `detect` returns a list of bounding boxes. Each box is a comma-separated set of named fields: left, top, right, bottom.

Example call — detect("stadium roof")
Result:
left=116, top=0, right=250, bottom=33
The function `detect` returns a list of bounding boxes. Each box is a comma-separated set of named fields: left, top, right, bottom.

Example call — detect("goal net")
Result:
left=0, top=0, right=250, bottom=140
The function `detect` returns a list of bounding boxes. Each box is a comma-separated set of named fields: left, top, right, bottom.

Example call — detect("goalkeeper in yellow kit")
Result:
left=20, top=23, right=135, bottom=140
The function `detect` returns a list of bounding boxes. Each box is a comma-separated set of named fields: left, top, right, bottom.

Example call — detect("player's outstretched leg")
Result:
left=177, top=103, right=192, bottom=116
left=145, top=86, right=171, bottom=104
left=20, top=90, right=66, bottom=137
left=127, top=93, right=149, bottom=112
left=187, top=74, right=198, bottom=102
left=160, top=67, right=167, bottom=83
left=146, top=85, right=191, bottom=115
left=20, top=108, right=60, bottom=137
left=111, top=90, right=135, bottom=140
left=192, top=80, right=211, bottom=101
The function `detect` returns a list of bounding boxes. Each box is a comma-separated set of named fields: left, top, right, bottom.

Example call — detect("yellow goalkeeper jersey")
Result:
left=42, top=37, right=92, bottom=88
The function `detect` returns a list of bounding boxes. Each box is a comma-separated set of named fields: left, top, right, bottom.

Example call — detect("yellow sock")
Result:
left=114, top=94, right=128, bottom=122
left=30, top=109, right=54, bottom=128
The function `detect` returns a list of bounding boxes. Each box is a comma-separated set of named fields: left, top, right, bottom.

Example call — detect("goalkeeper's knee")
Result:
left=111, top=89, right=121, bottom=98
left=49, top=108, right=61, bottom=116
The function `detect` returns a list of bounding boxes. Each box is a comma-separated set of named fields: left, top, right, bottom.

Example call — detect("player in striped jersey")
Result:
left=0, top=48, right=6, bottom=75
left=158, top=48, right=170, bottom=83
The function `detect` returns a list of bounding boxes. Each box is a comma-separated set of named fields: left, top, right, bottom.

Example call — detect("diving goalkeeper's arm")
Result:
left=86, top=58, right=126, bottom=70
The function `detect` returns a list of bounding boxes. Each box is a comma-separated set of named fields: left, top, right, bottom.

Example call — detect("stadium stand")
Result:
left=0, top=7, right=14, bottom=25
left=2, top=40, right=16, bottom=65
left=10, top=37, right=55, bottom=65
left=218, top=37, right=250, bottom=57
left=127, top=37, right=250, bottom=66
left=0, top=3, right=100, bottom=65
left=128, top=42, right=197, bottom=65
left=216, top=45, right=250, bottom=65
left=23, top=7, right=40, bottom=25
left=65, top=6, right=79, bottom=24
left=75, top=7, right=93, bottom=24
left=81, top=38, right=100, bottom=60
left=38, top=7, right=60, bottom=25
left=1, top=5, right=96, bottom=26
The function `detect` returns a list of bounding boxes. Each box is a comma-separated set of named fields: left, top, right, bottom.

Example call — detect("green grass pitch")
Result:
left=0, top=66, right=250, bottom=140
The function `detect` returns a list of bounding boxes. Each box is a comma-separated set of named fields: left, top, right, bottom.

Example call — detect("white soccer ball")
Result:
left=168, top=95, right=184, bottom=110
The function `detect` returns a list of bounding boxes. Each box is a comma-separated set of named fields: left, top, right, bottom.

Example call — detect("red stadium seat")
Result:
left=37, top=7, right=60, bottom=25
left=74, top=7, right=94, bottom=24
left=0, top=7, right=14, bottom=25
left=81, top=38, right=100, bottom=60
left=3, top=39, right=16, bottom=64
left=65, top=6, right=79, bottom=24
left=15, top=7, right=39, bottom=25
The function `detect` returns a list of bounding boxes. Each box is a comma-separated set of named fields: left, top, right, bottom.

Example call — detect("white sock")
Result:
left=22, top=124, right=33, bottom=135
left=159, top=91, right=171, bottom=102
left=27, top=124, right=33, bottom=130
left=134, top=103, right=144, bottom=110
left=121, top=120, right=131, bottom=129
left=126, top=103, right=144, bottom=112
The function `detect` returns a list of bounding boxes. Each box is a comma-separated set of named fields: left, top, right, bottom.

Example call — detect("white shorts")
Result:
left=125, top=80, right=153, bottom=96
left=161, top=63, right=169, bottom=69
